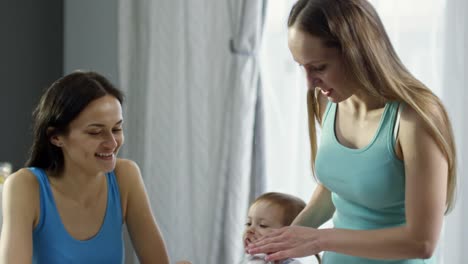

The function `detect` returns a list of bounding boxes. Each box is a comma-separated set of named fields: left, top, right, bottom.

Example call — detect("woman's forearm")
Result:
left=319, top=225, right=437, bottom=260
left=292, top=184, right=335, bottom=228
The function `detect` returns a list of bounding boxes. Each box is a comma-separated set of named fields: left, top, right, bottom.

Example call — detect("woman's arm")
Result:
left=249, top=106, right=447, bottom=261
left=295, top=90, right=334, bottom=228
left=292, top=184, right=335, bottom=228
left=115, top=159, right=170, bottom=264
left=0, top=169, right=39, bottom=264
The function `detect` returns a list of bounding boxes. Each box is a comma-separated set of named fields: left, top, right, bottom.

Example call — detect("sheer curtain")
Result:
left=261, top=0, right=465, bottom=263
left=260, top=1, right=315, bottom=203
left=118, top=0, right=266, bottom=263
left=259, top=3, right=323, bottom=263
left=440, top=0, right=468, bottom=263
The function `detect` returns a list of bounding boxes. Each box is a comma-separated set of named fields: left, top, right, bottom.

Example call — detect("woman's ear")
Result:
left=47, top=127, right=63, bottom=147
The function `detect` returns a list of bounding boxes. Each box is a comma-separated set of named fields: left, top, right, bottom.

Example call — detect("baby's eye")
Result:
left=259, top=224, right=269, bottom=228
left=245, top=222, right=251, bottom=227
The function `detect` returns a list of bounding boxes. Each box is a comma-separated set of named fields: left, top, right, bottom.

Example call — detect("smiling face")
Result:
left=242, top=201, right=285, bottom=251
left=288, top=26, right=359, bottom=103
left=51, top=95, right=124, bottom=175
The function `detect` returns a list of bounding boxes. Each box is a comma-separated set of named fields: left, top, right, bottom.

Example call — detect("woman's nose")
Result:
left=103, top=133, right=118, bottom=149
left=307, top=77, right=322, bottom=90
left=311, top=77, right=322, bottom=87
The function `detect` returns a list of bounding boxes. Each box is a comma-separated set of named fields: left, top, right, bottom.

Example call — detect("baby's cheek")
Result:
left=258, top=229, right=274, bottom=237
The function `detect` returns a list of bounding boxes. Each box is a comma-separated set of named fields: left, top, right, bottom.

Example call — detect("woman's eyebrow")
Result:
left=86, top=120, right=123, bottom=128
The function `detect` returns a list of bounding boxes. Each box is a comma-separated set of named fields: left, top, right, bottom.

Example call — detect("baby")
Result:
left=242, top=192, right=321, bottom=264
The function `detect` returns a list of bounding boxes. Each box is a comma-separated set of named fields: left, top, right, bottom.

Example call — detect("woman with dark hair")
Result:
left=247, top=0, right=456, bottom=263
left=0, top=71, right=170, bottom=264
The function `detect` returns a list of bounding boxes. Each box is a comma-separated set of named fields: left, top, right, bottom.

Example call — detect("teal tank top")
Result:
left=315, top=102, right=434, bottom=264
left=29, top=167, right=124, bottom=264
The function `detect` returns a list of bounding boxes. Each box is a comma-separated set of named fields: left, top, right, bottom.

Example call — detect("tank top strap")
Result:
left=321, top=100, right=335, bottom=131
left=381, top=101, right=401, bottom=152
left=28, top=168, right=123, bottom=233
left=105, top=171, right=123, bottom=225
left=320, top=101, right=402, bottom=152
left=28, top=167, right=58, bottom=233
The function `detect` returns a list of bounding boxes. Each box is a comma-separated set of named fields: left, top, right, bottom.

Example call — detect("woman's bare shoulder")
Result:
left=4, top=168, right=39, bottom=193
left=113, top=158, right=142, bottom=197
left=398, top=103, right=444, bottom=153
left=114, top=158, right=140, bottom=180
left=2, top=168, right=40, bottom=222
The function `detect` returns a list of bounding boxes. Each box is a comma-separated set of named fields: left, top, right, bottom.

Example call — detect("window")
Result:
left=260, top=0, right=445, bottom=203
left=260, top=1, right=315, bottom=202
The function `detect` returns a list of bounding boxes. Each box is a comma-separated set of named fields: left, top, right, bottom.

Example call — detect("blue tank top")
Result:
left=29, top=167, right=124, bottom=264
left=315, top=102, right=435, bottom=264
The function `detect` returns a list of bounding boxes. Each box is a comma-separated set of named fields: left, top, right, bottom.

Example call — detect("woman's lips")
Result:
left=320, top=87, right=333, bottom=96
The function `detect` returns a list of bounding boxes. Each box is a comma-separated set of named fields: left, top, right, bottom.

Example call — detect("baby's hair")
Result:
left=252, top=192, right=306, bottom=226
left=252, top=193, right=321, bottom=263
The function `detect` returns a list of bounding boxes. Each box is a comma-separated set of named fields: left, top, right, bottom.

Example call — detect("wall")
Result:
left=64, top=0, right=119, bottom=84
left=0, top=0, right=63, bottom=170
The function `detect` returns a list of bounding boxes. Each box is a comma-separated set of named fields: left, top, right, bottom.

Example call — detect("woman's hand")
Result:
left=246, top=226, right=322, bottom=262
left=244, top=232, right=261, bottom=253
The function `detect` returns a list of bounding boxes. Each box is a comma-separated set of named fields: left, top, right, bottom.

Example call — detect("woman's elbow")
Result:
left=415, top=240, right=436, bottom=259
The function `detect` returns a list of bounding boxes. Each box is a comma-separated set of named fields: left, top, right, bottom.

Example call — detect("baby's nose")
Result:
left=247, top=226, right=256, bottom=234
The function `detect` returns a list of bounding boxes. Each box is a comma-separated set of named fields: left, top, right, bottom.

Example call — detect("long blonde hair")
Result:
left=288, top=0, right=456, bottom=213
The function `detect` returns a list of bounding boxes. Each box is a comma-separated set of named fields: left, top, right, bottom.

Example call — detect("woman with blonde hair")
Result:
left=247, top=0, right=456, bottom=263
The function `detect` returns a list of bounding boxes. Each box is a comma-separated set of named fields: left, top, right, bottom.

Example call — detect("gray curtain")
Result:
left=118, top=0, right=266, bottom=263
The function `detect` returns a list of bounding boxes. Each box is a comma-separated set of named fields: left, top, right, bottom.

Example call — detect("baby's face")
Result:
left=242, top=201, right=285, bottom=251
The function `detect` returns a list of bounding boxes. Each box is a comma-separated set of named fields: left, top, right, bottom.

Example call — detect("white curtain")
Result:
left=118, top=0, right=266, bottom=263
left=440, top=0, right=468, bottom=263
left=261, top=0, right=466, bottom=263
left=259, top=3, right=327, bottom=263
left=260, top=1, right=316, bottom=203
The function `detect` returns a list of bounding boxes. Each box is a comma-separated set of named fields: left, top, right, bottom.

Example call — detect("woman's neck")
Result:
left=342, top=91, right=386, bottom=116
left=47, top=167, right=106, bottom=205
